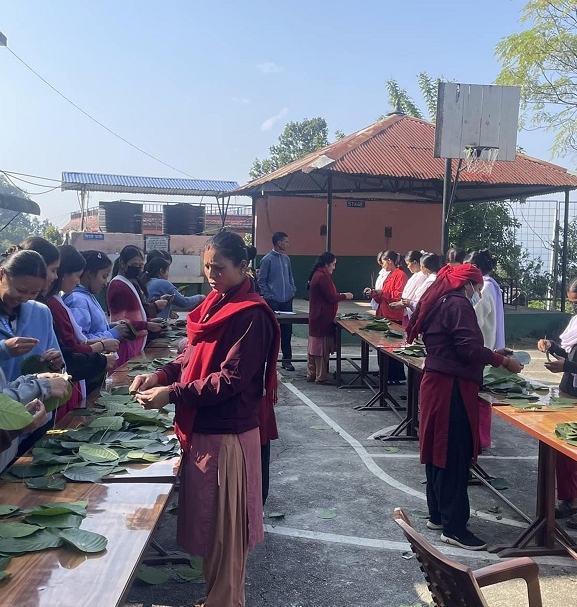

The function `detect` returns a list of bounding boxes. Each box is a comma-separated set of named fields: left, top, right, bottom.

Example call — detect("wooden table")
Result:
left=335, top=319, right=410, bottom=422
left=0, top=481, right=172, bottom=607
left=488, top=404, right=577, bottom=558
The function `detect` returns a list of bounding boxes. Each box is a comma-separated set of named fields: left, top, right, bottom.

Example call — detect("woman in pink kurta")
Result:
left=130, top=231, right=280, bottom=607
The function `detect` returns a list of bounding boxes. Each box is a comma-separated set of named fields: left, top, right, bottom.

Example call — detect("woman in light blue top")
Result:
left=143, top=257, right=205, bottom=320
left=64, top=250, right=130, bottom=340
left=0, top=248, right=63, bottom=382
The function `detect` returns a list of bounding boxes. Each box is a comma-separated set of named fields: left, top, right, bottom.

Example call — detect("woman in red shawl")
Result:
left=130, top=231, right=280, bottom=607
left=406, top=263, right=522, bottom=551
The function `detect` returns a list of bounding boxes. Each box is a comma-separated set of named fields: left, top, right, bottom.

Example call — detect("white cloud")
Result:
left=260, top=107, right=289, bottom=131
left=257, top=61, right=282, bottom=74
left=232, top=97, right=251, bottom=104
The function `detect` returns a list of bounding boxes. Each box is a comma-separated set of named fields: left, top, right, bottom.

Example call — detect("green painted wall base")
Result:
left=504, top=309, right=570, bottom=342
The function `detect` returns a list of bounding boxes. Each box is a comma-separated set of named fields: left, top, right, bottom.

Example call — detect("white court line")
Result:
left=264, top=524, right=577, bottom=568
left=369, top=453, right=538, bottom=460
left=282, top=381, right=525, bottom=529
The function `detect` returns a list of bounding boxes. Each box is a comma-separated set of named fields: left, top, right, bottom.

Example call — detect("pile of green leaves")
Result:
left=2, top=394, right=179, bottom=490
left=362, top=318, right=404, bottom=338
left=392, top=345, right=426, bottom=358
left=126, top=357, right=175, bottom=377
left=482, top=367, right=550, bottom=395
left=555, top=422, right=577, bottom=446
left=0, top=500, right=107, bottom=580
left=137, top=555, right=204, bottom=586
left=337, top=313, right=372, bottom=321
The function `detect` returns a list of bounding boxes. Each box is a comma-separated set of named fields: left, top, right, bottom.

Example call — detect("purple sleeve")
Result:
left=155, top=350, right=186, bottom=385
left=446, top=298, right=503, bottom=367
left=167, top=310, right=274, bottom=407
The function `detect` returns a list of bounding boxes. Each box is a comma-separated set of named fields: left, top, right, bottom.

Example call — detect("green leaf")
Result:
left=62, top=466, right=112, bottom=483
left=174, top=565, right=204, bottom=582
left=78, top=444, right=120, bottom=463
left=8, top=464, right=54, bottom=479
left=490, top=477, right=509, bottom=490
left=0, top=522, right=43, bottom=538
left=384, top=446, right=400, bottom=453
left=111, top=386, right=130, bottom=395
left=20, top=354, right=50, bottom=375
left=0, top=529, right=62, bottom=553
left=43, top=381, right=73, bottom=413
left=126, top=451, right=160, bottom=462
left=0, top=556, right=12, bottom=570
left=26, top=476, right=67, bottom=491
left=59, top=528, right=107, bottom=553
left=136, top=564, right=172, bottom=584
left=25, top=513, right=83, bottom=529
left=0, top=505, right=19, bottom=518
left=41, top=501, right=88, bottom=516
left=87, top=416, right=124, bottom=431
left=316, top=508, right=337, bottom=519
left=267, top=512, right=285, bottom=519
left=0, top=570, right=10, bottom=582
left=0, top=394, right=33, bottom=431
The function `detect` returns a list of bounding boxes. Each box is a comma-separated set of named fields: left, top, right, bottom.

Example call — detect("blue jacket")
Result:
left=0, top=300, right=62, bottom=382
left=257, top=250, right=296, bottom=303
left=64, top=286, right=121, bottom=340
left=146, top=278, right=204, bottom=319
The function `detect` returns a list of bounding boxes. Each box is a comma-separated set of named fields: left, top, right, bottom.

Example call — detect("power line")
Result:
left=5, top=47, right=196, bottom=179
left=0, top=171, right=60, bottom=196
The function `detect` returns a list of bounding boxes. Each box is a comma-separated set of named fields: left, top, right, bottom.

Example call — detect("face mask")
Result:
left=125, top=266, right=141, bottom=280
left=469, top=291, right=481, bottom=306
left=572, top=302, right=577, bottom=315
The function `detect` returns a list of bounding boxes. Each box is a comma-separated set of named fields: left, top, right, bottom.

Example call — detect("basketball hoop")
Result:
left=463, top=146, right=499, bottom=178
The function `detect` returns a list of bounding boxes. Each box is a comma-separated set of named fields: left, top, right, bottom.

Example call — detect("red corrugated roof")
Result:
left=235, top=114, right=577, bottom=200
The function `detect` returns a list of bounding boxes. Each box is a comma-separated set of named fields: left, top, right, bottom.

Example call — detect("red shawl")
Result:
left=406, top=263, right=483, bottom=343
left=174, top=277, right=280, bottom=452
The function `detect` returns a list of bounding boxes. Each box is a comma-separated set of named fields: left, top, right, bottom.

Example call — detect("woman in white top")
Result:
left=370, top=251, right=388, bottom=311
left=464, top=250, right=505, bottom=350
left=412, top=253, right=441, bottom=309
left=389, top=250, right=427, bottom=327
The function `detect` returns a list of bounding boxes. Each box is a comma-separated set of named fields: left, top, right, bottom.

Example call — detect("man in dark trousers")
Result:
left=258, top=231, right=297, bottom=371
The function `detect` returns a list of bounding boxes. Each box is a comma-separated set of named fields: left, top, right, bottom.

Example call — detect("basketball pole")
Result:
left=441, top=158, right=452, bottom=254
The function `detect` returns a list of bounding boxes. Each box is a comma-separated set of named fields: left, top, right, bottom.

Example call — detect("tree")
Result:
left=250, top=118, right=331, bottom=180
left=495, top=1, right=577, bottom=158
left=384, top=73, right=442, bottom=121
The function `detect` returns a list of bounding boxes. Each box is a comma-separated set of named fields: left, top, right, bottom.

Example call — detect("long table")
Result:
left=0, top=343, right=182, bottom=604
left=335, top=319, right=420, bottom=437
left=488, top=405, right=577, bottom=558
left=0, top=481, right=172, bottom=607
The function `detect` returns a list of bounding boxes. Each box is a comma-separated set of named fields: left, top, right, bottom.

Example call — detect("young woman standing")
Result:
left=130, top=231, right=280, bottom=607
left=107, top=245, right=165, bottom=366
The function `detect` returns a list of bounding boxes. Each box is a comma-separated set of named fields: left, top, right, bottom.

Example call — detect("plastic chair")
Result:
left=392, top=508, right=543, bottom=607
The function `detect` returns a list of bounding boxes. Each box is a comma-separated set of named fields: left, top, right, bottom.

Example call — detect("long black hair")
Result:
left=81, top=250, right=112, bottom=276
left=382, top=250, right=400, bottom=266
left=0, top=249, right=46, bottom=279
left=141, top=256, right=170, bottom=285
left=307, top=252, right=336, bottom=289
left=464, top=250, right=495, bottom=276
left=47, top=245, right=86, bottom=297
left=111, top=245, right=144, bottom=278
left=20, top=237, right=60, bottom=266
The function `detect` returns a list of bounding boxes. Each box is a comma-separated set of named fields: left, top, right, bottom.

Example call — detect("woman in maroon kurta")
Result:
left=406, top=263, right=522, bottom=551
left=130, top=231, right=280, bottom=607
left=307, top=252, right=353, bottom=383
left=107, top=245, right=166, bottom=367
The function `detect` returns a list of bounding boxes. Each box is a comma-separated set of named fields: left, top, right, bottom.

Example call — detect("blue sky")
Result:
left=0, top=0, right=566, bottom=224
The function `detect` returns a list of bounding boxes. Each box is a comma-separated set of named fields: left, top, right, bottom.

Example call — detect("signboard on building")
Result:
left=144, top=234, right=170, bottom=253
left=83, top=233, right=105, bottom=240
left=346, top=200, right=365, bottom=208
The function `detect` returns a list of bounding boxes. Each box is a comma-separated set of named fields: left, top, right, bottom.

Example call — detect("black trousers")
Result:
left=265, top=298, right=293, bottom=362
left=425, top=379, right=473, bottom=535
left=261, top=441, right=271, bottom=506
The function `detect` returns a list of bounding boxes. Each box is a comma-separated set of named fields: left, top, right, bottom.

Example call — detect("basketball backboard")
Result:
left=434, top=83, right=520, bottom=161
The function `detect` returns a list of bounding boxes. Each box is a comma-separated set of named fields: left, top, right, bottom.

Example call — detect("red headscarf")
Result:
left=406, top=263, right=483, bottom=343
left=174, top=276, right=280, bottom=452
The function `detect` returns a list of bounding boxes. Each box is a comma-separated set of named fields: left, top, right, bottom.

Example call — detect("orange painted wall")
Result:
left=255, top=196, right=443, bottom=255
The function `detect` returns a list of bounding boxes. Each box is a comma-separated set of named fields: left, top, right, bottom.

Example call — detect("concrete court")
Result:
left=125, top=304, right=577, bottom=607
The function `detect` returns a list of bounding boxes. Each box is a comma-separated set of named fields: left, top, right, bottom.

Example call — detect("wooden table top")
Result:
left=0, top=481, right=172, bottom=607
left=492, top=404, right=577, bottom=462
left=336, top=319, right=425, bottom=371
left=274, top=311, right=309, bottom=324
